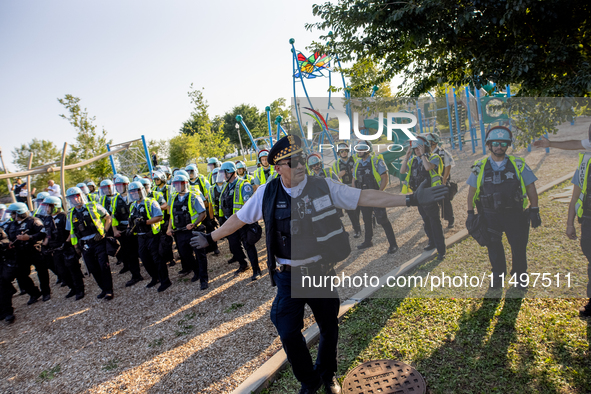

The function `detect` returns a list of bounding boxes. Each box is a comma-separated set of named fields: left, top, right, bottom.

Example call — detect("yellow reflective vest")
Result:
left=401, top=154, right=443, bottom=194
left=575, top=152, right=591, bottom=218
left=472, top=155, right=528, bottom=209
left=68, top=202, right=105, bottom=245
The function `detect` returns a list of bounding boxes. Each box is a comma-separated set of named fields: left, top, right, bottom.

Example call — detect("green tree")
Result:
left=58, top=95, right=112, bottom=184
left=178, top=85, right=233, bottom=159
left=168, top=133, right=200, bottom=168
left=347, top=59, right=392, bottom=98
left=222, top=104, right=266, bottom=148
left=11, top=139, right=62, bottom=192
left=308, top=0, right=591, bottom=97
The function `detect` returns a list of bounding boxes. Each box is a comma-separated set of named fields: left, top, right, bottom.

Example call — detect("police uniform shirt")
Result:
left=466, top=157, right=538, bottom=188
left=236, top=175, right=361, bottom=265
left=432, top=147, right=455, bottom=168
left=175, top=193, right=207, bottom=214
left=131, top=199, right=163, bottom=235
left=358, top=156, right=388, bottom=176
left=65, top=203, right=109, bottom=241
left=149, top=191, right=167, bottom=206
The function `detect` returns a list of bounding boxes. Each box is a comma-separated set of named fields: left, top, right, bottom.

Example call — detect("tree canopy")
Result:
left=11, top=139, right=62, bottom=192
left=58, top=95, right=112, bottom=184
left=307, top=0, right=591, bottom=97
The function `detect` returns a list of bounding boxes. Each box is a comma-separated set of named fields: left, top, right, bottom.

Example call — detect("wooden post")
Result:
left=60, top=142, right=68, bottom=206
left=26, top=153, right=33, bottom=211
left=0, top=146, right=17, bottom=203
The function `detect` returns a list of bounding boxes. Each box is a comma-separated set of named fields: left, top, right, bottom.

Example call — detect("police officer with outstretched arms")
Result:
left=190, top=134, right=448, bottom=394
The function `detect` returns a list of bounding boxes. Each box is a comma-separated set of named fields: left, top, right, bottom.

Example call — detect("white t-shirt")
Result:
left=582, top=139, right=591, bottom=150
left=47, top=184, right=61, bottom=197
left=236, top=175, right=362, bottom=266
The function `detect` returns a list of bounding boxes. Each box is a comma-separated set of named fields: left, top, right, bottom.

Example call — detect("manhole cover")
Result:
left=341, top=359, right=426, bottom=394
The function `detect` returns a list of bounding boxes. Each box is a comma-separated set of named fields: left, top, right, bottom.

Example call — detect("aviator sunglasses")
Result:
left=491, top=141, right=509, bottom=147
left=277, top=156, right=305, bottom=168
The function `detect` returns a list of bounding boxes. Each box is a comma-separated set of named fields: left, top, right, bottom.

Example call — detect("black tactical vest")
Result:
left=409, top=156, right=431, bottom=191
left=263, top=176, right=350, bottom=265
left=585, top=168, right=591, bottom=216
left=72, top=207, right=98, bottom=239
left=355, top=159, right=380, bottom=190
left=480, top=159, right=523, bottom=212
left=113, top=195, right=130, bottom=224
left=172, top=194, right=192, bottom=229
left=221, top=181, right=237, bottom=218
left=130, top=201, right=153, bottom=234
left=212, top=186, right=222, bottom=214
left=338, top=157, right=355, bottom=185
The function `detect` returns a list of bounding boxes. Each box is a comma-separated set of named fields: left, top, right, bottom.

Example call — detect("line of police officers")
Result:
left=0, top=158, right=271, bottom=323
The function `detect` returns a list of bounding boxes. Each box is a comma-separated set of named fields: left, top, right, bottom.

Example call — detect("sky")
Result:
left=0, top=0, right=352, bottom=171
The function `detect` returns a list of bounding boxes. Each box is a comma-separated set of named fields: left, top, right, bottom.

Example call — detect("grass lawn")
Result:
left=263, top=182, right=591, bottom=393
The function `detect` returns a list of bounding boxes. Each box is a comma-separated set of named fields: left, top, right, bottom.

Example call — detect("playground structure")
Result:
left=231, top=37, right=531, bottom=181
left=106, top=135, right=153, bottom=176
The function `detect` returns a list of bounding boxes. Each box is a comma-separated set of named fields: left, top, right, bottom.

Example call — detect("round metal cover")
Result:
left=342, top=359, right=426, bottom=394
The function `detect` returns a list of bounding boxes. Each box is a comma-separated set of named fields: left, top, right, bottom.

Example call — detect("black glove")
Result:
left=410, top=180, right=449, bottom=206
left=190, top=231, right=213, bottom=249
left=93, top=233, right=104, bottom=242
left=135, top=217, right=146, bottom=226
left=530, top=207, right=542, bottom=228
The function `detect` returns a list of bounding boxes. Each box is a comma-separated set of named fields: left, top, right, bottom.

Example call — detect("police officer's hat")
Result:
left=221, top=162, right=237, bottom=173
left=7, top=202, right=28, bottom=215
left=337, top=142, right=350, bottom=152
left=268, top=135, right=303, bottom=165
left=485, top=126, right=513, bottom=144
left=410, top=135, right=429, bottom=148
left=307, top=153, right=322, bottom=166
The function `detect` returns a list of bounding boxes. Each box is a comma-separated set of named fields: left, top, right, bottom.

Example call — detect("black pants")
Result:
left=227, top=226, right=260, bottom=271
left=117, top=231, right=142, bottom=280
left=204, top=217, right=219, bottom=252
left=175, top=230, right=208, bottom=283
left=346, top=208, right=361, bottom=233
left=160, top=220, right=174, bottom=263
left=483, top=209, right=529, bottom=281
left=418, top=203, right=446, bottom=255
left=0, top=259, right=41, bottom=316
left=61, top=246, right=85, bottom=294
left=440, top=194, right=454, bottom=224
left=360, top=206, right=397, bottom=247
left=138, top=233, right=170, bottom=285
left=271, top=270, right=340, bottom=389
left=81, top=238, right=113, bottom=293
left=19, top=249, right=50, bottom=296
left=43, top=248, right=66, bottom=285
left=580, top=218, right=591, bottom=297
